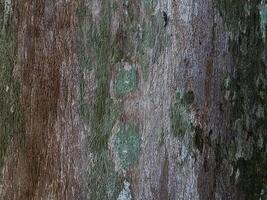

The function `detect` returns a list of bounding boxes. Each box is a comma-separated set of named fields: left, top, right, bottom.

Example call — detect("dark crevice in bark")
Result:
left=215, top=0, right=267, bottom=199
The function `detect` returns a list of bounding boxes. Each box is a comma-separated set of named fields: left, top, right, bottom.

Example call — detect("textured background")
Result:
left=0, top=0, right=266, bottom=199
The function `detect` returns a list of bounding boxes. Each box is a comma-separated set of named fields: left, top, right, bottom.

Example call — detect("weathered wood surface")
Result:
left=0, top=0, right=266, bottom=199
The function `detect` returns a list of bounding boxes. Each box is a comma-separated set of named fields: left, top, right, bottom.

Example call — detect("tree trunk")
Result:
left=0, top=0, right=266, bottom=199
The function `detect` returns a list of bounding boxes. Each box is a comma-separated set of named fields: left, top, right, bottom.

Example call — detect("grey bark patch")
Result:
left=159, top=153, right=169, bottom=200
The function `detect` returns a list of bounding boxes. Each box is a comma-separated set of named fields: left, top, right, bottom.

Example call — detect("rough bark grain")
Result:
left=0, top=0, right=266, bottom=200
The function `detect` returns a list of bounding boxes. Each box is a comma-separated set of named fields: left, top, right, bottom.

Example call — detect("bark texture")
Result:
left=1, top=0, right=86, bottom=199
left=0, top=0, right=266, bottom=200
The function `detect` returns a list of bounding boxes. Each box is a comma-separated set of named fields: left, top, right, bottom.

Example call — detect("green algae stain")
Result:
left=74, top=1, right=169, bottom=198
left=170, top=90, right=204, bottom=156
left=236, top=156, right=267, bottom=200
left=170, top=103, right=189, bottom=138
left=89, top=98, right=121, bottom=152
left=88, top=151, right=124, bottom=200
left=113, top=123, right=141, bottom=170
left=76, top=2, right=124, bottom=199
left=86, top=99, right=122, bottom=199
left=76, top=4, right=95, bottom=72
left=116, top=66, right=138, bottom=96
left=170, top=91, right=194, bottom=138
left=0, top=0, right=24, bottom=178
left=260, top=4, right=267, bottom=41
left=216, top=0, right=267, bottom=198
left=142, top=0, right=158, bottom=12
left=76, top=0, right=116, bottom=152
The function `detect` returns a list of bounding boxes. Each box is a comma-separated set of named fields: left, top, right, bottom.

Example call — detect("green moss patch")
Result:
left=142, top=0, right=159, bottom=13
left=0, top=0, right=24, bottom=178
left=113, top=123, right=141, bottom=170
left=115, top=66, right=138, bottom=96
left=76, top=2, right=125, bottom=198
left=215, top=0, right=267, bottom=198
left=260, top=4, right=267, bottom=41
left=170, top=91, right=194, bottom=138
left=88, top=151, right=123, bottom=200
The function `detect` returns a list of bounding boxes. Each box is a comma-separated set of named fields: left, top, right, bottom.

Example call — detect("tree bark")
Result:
left=0, top=0, right=266, bottom=199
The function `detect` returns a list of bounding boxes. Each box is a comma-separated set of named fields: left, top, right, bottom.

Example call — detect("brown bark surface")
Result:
left=0, top=0, right=266, bottom=200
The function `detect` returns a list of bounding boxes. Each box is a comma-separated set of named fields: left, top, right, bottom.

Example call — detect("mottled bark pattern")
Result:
left=0, top=0, right=266, bottom=200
